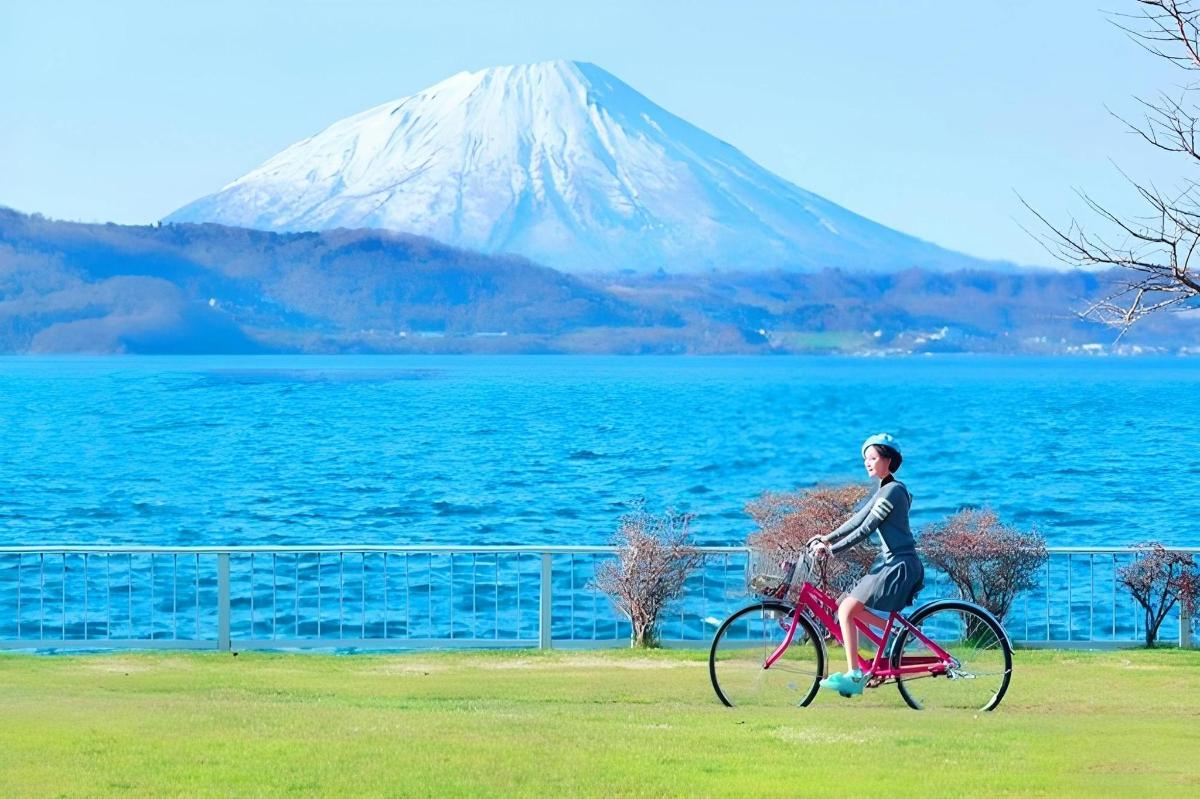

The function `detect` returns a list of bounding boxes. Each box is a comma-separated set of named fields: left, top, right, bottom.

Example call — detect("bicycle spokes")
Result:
left=893, top=603, right=1012, bottom=711
left=708, top=602, right=825, bottom=708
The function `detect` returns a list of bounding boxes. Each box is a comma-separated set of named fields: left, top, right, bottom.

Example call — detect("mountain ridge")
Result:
left=167, top=60, right=1016, bottom=275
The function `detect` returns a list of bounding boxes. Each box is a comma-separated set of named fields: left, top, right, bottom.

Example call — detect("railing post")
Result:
left=1181, top=600, right=1193, bottom=650
left=217, top=553, right=231, bottom=652
left=539, top=553, right=552, bottom=650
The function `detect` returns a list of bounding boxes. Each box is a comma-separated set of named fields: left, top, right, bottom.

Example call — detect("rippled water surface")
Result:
left=0, top=355, right=1195, bottom=548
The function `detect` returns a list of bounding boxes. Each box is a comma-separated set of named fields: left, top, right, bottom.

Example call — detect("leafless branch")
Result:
left=1028, top=2, right=1200, bottom=335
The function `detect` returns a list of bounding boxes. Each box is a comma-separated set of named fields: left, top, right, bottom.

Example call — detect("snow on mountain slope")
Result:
left=167, top=60, right=1005, bottom=274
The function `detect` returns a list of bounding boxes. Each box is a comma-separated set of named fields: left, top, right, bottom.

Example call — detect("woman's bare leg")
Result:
left=858, top=606, right=890, bottom=630
left=838, top=597, right=867, bottom=673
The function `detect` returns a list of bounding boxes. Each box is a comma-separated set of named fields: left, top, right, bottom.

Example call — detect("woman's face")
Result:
left=863, top=446, right=892, bottom=479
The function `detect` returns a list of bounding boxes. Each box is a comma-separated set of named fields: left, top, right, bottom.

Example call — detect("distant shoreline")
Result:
left=0, top=348, right=1196, bottom=358
left=3, top=208, right=1198, bottom=356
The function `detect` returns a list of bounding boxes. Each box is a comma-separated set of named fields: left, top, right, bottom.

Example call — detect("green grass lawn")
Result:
left=1, top=647, right=1197, bottom=797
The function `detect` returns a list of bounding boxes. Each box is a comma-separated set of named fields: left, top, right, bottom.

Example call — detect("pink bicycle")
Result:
left=709, top=550, right=1013, bottom=711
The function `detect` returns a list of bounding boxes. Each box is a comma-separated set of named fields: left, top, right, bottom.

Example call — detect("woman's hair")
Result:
left=870, top=444, right=903, bottom=473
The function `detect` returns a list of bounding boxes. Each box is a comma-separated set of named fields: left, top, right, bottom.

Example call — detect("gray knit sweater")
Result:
left=822, top=477, right=916, bottom=561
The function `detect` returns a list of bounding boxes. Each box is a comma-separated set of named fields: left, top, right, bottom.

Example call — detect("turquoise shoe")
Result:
left=819, top=669, right=866, bottom=697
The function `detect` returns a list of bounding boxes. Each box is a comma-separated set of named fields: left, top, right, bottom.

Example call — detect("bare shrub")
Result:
left=1118, top=542, right=1200, bottom=647
left=919, top=508, right=1047, bottom=626
left=593, top=507, right=702, bottom=648
left=746, top=484, right=876, bottom=597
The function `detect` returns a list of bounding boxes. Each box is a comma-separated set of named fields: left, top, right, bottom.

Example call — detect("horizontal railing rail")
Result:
left=0, top=546, right=744, bottom=554
left=0, top=546, right=1195, bottom=651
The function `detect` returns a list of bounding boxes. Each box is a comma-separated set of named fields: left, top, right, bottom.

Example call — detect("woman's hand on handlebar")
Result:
left=808, top=537, right=831, bottom=557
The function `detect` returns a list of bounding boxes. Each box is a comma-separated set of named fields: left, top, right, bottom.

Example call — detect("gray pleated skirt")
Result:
left=849, top=555, right=925, bottom=612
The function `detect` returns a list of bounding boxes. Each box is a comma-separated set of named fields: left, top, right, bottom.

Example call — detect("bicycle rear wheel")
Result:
left=891, top=600, right=1012, bottom=711
left=709, top=601, right=825, bottom=708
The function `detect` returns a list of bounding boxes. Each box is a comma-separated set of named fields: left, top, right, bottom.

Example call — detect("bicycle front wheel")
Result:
left=709, top=601, right=825, bottom=708
left=891, top=600, right=1013, bottom=711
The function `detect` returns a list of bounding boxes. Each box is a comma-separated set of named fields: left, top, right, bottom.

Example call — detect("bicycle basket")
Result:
left=746, top=549, right=813, bottom=602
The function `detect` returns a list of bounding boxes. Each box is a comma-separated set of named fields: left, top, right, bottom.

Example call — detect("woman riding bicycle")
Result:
left=809, top=433, right=924, bottom=696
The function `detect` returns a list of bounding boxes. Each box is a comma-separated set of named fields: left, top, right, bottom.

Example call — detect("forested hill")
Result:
left=0, top=209, right=1194, bottom=354
left=0, top=209, right=662, bottom=353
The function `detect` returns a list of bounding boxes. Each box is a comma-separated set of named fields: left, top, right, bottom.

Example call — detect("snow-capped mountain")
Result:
left=167, top=60, right=1003, bottom=274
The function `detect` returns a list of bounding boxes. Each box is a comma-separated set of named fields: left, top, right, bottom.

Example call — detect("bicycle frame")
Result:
left=763, top=580, right=952, bottom=680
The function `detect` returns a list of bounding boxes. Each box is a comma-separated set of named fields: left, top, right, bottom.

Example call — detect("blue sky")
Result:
left=0, top=0, right=1185, bottom=266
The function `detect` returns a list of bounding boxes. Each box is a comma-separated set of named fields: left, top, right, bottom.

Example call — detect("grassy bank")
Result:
left=1, top=647, right=1197, bottom=797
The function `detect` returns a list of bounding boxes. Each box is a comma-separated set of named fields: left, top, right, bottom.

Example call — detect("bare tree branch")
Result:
left=1031, top=1, right=1200, bottom=334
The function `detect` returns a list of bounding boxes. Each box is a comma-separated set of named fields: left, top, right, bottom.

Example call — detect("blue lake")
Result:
left=0, top=354, right=1196, bottom=549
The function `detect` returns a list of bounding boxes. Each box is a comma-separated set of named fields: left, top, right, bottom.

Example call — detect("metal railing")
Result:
left=0, top=546, right=1195, bottom=651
